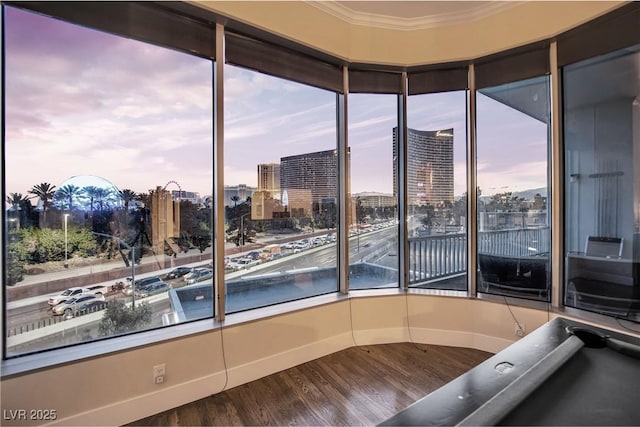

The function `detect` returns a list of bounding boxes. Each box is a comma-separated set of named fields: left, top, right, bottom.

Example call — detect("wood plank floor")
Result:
left=129, top=343, right=492, bottom=426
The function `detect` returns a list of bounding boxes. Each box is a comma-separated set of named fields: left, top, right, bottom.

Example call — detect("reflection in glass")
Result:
left=476, top=76, right=550, bottom=301
left=348, top=94, right=399, bottom=289
left=564, top=45, right=640, bottom=319
left=223, top=65, right=338, bottom=312
left=4, top=7, right=214, bottom=357
left=406, top=91, right=468, bottom=290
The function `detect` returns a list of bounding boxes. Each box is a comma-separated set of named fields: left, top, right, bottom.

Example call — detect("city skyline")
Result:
left=5, top=5, right=549, bottom=209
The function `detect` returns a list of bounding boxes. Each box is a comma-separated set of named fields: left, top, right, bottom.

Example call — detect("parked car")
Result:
left=165, top=267, right=193, bottom=280
left=185, top=268, right=213, bottom=285
left=135, top=282, right=171, bottom=298
left=52, top=294, right=105, bottom=316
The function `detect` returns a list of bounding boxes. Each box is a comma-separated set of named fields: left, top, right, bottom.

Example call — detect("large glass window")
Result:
left=563, top=45, right=640, bottom=319
left=407, top=91, right=468, bottom=290
left=348, top=94, right=399, bottom=289
left=4, top=6, right=214, bottom=357
left=223, top=65, right=338, bottom=312
left=476, top=76, right=551, bottom=301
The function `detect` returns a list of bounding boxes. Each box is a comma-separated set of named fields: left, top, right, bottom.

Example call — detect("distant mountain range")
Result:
left=459, top=187, right=548, bottom=201
left=509, top=187, right=548, bottom=200
left=355, top=187, right=548, bottom=202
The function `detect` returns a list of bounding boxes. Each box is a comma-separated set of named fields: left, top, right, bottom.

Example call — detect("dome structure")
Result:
left=54, top=175, right=121, bottom=211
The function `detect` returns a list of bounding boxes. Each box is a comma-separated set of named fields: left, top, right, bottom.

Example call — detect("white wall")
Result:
left=1, top=294, right=550, bottom=426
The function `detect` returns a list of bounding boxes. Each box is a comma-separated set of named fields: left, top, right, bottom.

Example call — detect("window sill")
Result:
left=2, top=291, right=350, bottom=379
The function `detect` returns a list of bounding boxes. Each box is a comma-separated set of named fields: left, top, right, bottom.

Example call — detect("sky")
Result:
left=4, top=5, right=549, bottom=204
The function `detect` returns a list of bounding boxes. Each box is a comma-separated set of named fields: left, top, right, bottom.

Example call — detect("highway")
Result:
left=6, top=225, right=401, bottom=354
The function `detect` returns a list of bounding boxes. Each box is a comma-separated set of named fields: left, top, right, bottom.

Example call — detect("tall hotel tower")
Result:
left=252, top=163, right=282, bottom=220
left=257, top=163, right=280, bottom=193
left=393, top=127, right=454, bottom=207
left=280, top=149, right=338, bottom=205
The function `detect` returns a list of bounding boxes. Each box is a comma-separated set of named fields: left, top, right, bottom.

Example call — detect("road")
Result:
left=5, top=224, right=401, bottom=354
left=237, top=227, right=397, bottom=277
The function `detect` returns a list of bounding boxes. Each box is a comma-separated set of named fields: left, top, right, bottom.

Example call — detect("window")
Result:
left=476, top=75, right=551, bottom=301
left=4, top=5, right=214, bottom=357
left=223, top=64, right=338, bottom=312
left=563, top=45, right=640, bottom=319
left=407, top=91, right=468, bottom=290
left=348, top=93, right=399, bottom=289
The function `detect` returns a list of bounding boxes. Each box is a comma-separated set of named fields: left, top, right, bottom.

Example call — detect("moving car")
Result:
left=165, top=267, right=193, bottom=280
left=51, top=294, right=105, bottom=316
left=71, top=299, right=109, bottom=317
left=123, top=276, right=162, bottom=296
left=185, top=268, right=213, bottom=284
left=135, top=282, right=172, bottom=298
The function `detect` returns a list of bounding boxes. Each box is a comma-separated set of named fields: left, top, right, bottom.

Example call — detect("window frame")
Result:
left=2, top=0, right=635, bottom=373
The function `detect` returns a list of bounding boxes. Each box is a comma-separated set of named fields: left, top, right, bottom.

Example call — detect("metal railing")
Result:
left=408, top=227, right=550, bottom=285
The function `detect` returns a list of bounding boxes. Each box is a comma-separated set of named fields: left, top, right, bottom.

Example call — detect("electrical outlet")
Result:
left=153, top=364, right=166, bottom=384
left=515, top=323, right=525, bottom=337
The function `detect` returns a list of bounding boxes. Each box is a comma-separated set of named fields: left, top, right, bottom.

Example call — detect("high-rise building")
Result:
left=280, top=149, right=339, bottom=213
left=252, top=164, right=282, bottom=220
left=257, top=163, right=280, bottom=193
left=393, top=127, right=454, bottom=206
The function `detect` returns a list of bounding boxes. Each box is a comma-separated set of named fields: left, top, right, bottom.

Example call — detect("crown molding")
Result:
left=305, top=1, right=525, bottom=31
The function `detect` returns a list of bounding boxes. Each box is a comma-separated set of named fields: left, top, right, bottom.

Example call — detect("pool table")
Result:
left=380, top=317, right=640, bottom=426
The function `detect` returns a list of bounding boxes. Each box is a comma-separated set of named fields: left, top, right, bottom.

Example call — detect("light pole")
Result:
left=64, top=214, right=69, bottom=268
left=239, top=213, right=250, bottom=246
left=92, top=232, right=136, bottom=308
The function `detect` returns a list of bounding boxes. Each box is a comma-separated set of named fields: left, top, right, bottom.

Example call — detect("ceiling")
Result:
left=306, top=1, right=522, bottom=30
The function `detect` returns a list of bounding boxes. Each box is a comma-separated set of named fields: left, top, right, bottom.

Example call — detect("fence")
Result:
left=7, top=302, right=109, bottom=337
left=408, top=227, right=550, bottom=285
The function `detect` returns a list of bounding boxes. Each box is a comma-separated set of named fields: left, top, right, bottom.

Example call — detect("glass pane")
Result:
left=348, top=94, right=399, bottom=290
left=4, top=7, right=214, bottom=357
left=406, top=91, right=468, bottom=290
left=564, top=45, right=640, bottom=319
left=224, top=65, right=338, bottom=312
left=476, top=76, right=551, bottom=301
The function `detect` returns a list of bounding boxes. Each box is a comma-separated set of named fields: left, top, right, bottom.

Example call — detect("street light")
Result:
left=64, top=214, right=69, bottom=268
left=92, top=232, right=137, bottom=308
left=239, top=213, right=250, bottom=246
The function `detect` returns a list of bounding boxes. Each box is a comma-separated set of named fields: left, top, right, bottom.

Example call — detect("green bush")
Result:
left=7, top=242, right=27, bottom=285
left=98, top=300, right=152, bottom=336
left=18, top=227, right=98, bottom=264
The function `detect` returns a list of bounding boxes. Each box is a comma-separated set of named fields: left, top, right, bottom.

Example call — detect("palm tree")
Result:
left=6, top=193, right=32, bottom=228
left=137, top=191, right=152, bottom=209
left=6, top=193, right=30, bottom=210
left=231, top=195, right=240, bottom=207
left=119, top=189, right=138, bottom=212
left=94, top=187, right=113, bottom=211
left=56, top=184, right=82, bottom=210
left=29, top=182, right=56, bottom=225
left=83, top=186, right=102, bottom=212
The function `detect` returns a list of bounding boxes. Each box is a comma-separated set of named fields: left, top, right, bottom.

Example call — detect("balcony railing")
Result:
left=408, top=227, right=550, bottom=286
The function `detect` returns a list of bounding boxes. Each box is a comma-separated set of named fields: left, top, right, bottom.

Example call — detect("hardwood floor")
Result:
left=129, top=343, right=492, bottom=426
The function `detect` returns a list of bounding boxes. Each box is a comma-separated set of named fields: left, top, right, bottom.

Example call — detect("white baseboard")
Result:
left=51, top=370, right=228, bottom=427
left=225, top=332, right=354, bottom=389
left=51, top=327, right=511, bottom=426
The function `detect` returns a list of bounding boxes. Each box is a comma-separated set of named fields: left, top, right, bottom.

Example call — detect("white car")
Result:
left=48, top=287, right=89, bottom=306
left=51, top=294, right=105, bottom=316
